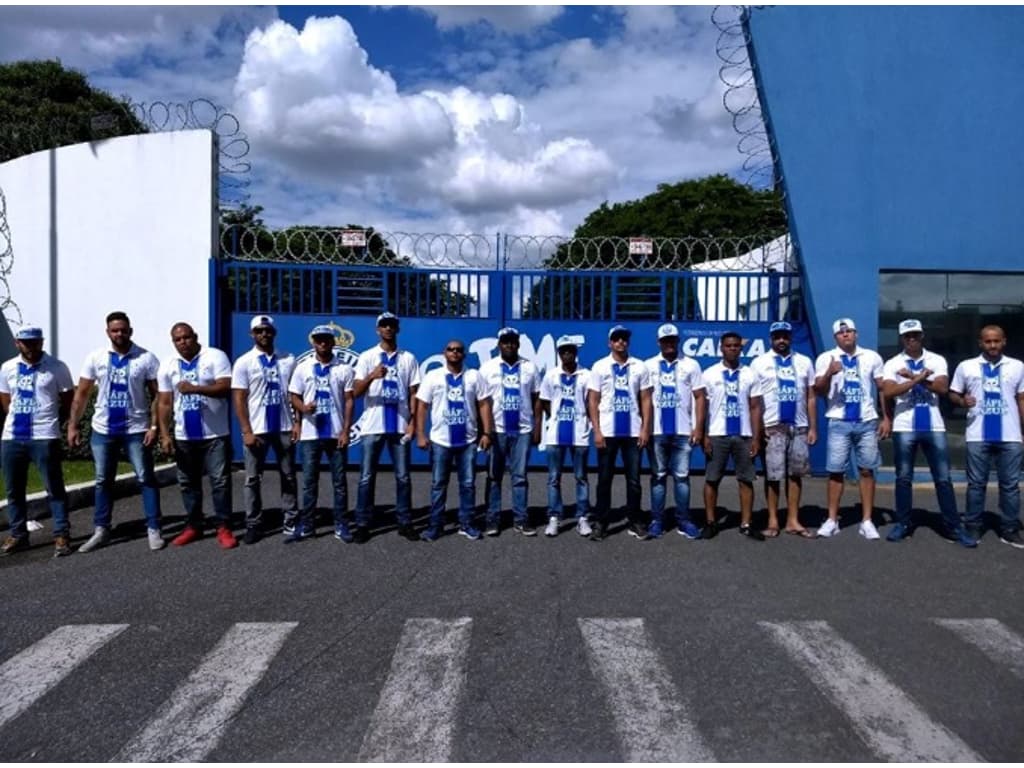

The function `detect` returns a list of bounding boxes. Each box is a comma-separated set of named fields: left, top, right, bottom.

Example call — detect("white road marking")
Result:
left=115, top=621, right=297, bottom=762
left=577, top=617, right=714, bottom=762
left=934, top=618, right=1024, bottom=680
left=357, top=617, right=473, bottom=762
left=0, top=624, right=128, bottom=729
left=760, top=620, right=981, bottom=762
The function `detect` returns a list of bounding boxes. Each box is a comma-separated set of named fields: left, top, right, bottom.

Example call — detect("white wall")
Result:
left=0, top=130, right=216, bottom=370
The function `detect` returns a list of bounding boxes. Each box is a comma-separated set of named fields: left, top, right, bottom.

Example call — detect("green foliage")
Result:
left=0, top=59, right=147, bottom=163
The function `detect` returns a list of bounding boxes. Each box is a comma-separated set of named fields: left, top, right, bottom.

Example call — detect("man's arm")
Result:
left=67, top=377, right=96, bottom=447
left=691, top=388, right=707, bottom=445
left=749, top=394, right=763, bottom=456
left=157, top=391, right=174, bottom=454
left=637, top=386, right=653, bottom=448
left=587, top=389, right=604, bottom=449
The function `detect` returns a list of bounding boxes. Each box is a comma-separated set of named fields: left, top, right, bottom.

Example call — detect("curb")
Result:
left=0, top=464, right=179, bottom=522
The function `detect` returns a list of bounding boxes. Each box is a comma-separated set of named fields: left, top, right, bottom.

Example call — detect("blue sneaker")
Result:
left=677, top=521, right=701, bottom=539
left=334, top=522, right=354, bottom=543
left=886, top=522, right=911, bottom=542
left=647, top=520, right=664, bottom=539
left=284, top=525, right=312, bottom=544
left=458, top=525, right=483, bottom=541
left=420, top=527, right=441, bottom=542
left=953, top=527, right=979, bottom=548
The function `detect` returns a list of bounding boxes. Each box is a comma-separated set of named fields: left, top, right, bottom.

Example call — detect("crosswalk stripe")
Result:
left=760, top=620, right=980, bottom=762
left=577, top=617, right=714, bottom=762
left=114, top=621, right=297, bottom=762
left=357, top=617, right=473, bottom=762
left=0, top=623, right=128, bottom=729
left=934, top=618, right=1024, bottom=680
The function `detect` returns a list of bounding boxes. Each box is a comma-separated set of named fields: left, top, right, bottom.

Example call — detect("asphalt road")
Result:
left=2, top=466, right=1022, bottom=761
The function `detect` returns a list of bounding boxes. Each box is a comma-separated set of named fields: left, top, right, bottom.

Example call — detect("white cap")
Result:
left=556, top=334, right=585, bottom=349
left=250, top=315, right=275, bottom=330
left=657, top=323, right=680, bottom=340
left=832, top=317, right=857, bottom=335
left=898, top=319, right=923, bottom=335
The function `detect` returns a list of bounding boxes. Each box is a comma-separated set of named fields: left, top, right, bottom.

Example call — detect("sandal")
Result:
left=763, top=527, right=780, bottom=538
left=785, top=528, right=814, bottom=538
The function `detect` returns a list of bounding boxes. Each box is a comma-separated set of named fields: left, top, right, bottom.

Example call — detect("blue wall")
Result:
left=746, top=6, right=1024, bottom=351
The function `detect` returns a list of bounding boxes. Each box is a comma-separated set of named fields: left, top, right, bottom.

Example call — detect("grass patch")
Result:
left=0, top=461, right=133, bottom=497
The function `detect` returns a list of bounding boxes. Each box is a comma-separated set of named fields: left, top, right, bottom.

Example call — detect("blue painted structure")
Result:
left=213, top=261, right=811, bottom=469
left=745, top=6, right=1024, bottom=353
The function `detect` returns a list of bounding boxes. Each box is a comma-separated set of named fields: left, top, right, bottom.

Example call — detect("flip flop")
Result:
left=785, top=528, right=814, bottom=538
left=763, top=528, right=780, bottom=538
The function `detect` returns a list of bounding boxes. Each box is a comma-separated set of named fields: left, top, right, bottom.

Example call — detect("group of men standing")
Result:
left=2, top=310, right=1023, bottom=556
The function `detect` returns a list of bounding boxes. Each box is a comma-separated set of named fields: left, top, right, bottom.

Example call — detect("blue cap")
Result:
left=376, top=312, right=399, bottom=326
left=608, top=324, right=631, bottom=340
left=497, top=326, right=520, bottom=339
left=769, top=321, right=793, bottom=335
left=310, top=324, right=336, bottom=338
left=15, top=326, right=43, bottom=340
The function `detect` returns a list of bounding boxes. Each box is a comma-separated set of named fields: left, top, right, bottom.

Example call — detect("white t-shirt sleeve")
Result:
left=79, top=351, right=98, bottom=382
left=231, top=356, right=251, bottom=389
left=157, top=360, right=174, bottom=394
left=288, top=364, right=305, bottom=396
left=56, top=360, right=75, bottom=392
left=211, top=349, right=232, bottom=379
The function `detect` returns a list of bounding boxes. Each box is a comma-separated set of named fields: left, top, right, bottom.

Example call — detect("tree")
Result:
left=523, top=174, right=787, bottom=320
left=0, top=60, right=147, bottom=163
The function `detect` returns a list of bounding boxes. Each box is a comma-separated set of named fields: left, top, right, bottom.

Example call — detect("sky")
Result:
left=0, top=4, right=755, bottom=236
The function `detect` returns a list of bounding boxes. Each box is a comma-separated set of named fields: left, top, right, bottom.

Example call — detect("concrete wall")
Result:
left=0, top=130, right=217, bottom=370
left=746, top=6, right=1024, bottom=351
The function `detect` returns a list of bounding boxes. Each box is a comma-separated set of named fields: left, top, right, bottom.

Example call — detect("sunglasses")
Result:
left=445, top=346, right=465, bottom=353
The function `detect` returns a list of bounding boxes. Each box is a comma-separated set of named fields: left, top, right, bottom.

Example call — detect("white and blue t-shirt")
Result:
left=751, top=351, right=815, bottom=428
left=80, top=344, right=160, bottom=436
left=587, top=355, right=652, bottom=439
left=702, top=362, right=757, bottom=438
left=539, top=366, right=592, bottom=447
left=644, top=354, right=705, bottom=437
left=883, top=349, right=948, bottom=433
left=0, top=353, right=74, bottom=441
left=288, top=356, right=355, bottom=442
left=157, top=347, right=233, bottom=440
left=478, top=356, right=540, bottom=436
left=416, top=367, right=492, bottom=448
left=231, top=347, right=296, bottom=435
left=950, top=354, right=1024, bottom=443
left=814, top=346, right=884, bottom=422
left=353, top=345, right=421, bottom=436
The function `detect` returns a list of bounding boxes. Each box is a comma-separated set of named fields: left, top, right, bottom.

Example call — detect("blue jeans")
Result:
left=965, top=441, right=1023, bottom=533
left=595, top=437, right=644, bottom=525
left=892, top=431, right=960, bottom=530
left=91, top=431, right=161, bottom=530
left=2, top=438, right=68, bottom=539
left=175, top=436, right=232, bottom=528
left=545, top=444, right=589, bottom=520
left=356, top=433, right=412, bottom=527
left=648, top=435, right=693, bottom=527
left=429, top=443, right=477, bottom=530
left=299, top=439, right=348, bottom=530
left=242, top=431, right=297, bottom=529
left=485, top=432, right=530, bottom=527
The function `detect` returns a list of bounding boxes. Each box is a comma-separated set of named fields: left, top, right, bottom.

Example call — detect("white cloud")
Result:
left=417, top=5, right=564, bottom=33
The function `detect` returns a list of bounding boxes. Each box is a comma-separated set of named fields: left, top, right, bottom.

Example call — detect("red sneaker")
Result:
left=172, top=526, right=202, bottom=547
left=216, top=526, right=238, bottom=550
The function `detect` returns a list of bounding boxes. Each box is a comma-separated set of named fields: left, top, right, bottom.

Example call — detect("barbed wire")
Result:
left=219, top=226, right=794, bottom=272
left=712, top=5, right=779, bottom=193
left=0, top=188, right=23, bottom=327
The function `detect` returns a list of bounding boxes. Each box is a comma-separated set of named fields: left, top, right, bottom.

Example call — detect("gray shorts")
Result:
left=705, top=435, right=756, bottom=484
left=763, top=424, right=811, bottom=481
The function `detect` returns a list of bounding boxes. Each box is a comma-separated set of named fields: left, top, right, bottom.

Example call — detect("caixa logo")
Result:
left=294, top=322, right=360, bottom=368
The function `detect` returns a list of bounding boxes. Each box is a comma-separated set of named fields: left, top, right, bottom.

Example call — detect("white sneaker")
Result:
left=816, top=518, right=840, bottom=538
left=545, top=516, right=559, bottom=537
left=576, top=517, right=593, bottom=537
left=148, top=528, right=166, bottom=551
left=78, top=526, right=111, bottom=553
left=858, top=520, right=880, bottom=540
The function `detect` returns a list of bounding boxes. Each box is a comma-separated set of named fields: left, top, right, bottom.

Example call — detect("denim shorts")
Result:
left=826, top=419, right=880, bottom=473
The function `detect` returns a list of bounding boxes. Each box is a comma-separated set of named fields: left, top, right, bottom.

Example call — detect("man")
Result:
left=586, top=324, right=652, bottom=541
left=882, top=320, right=976, bottom=547
left=287, top=324, right=355, bottom=543
left=750, top=321, right=817, bottom=538
left=813, top=317, right=891, bottom=539
left=68, top=311, right=164, bottom=553
left=352, top=312, right=420, bottom=542
left=0, top=327, right=74, bottom=557
left=949, top=324, right=1024, bottom=547
left=157, top=323, right=236, bottom=549
left=479, top=327, right=541, bottom=536
left=415, top=339, right=493, bottom=541
left=701, top=331, right=763, bottom=540
left=644, top=323, right=706, bottom=539
left=231, top=314, right=298, bottom=545
left=538, top=334, right=591, bottom=537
